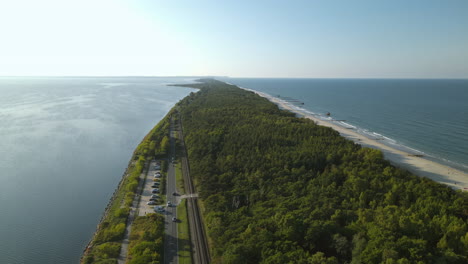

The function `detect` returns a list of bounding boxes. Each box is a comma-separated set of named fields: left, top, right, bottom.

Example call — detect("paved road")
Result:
left=164, top=117, right=178, bottom=264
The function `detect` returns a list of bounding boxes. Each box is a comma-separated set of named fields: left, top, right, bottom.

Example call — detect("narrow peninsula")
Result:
left=83, top=79, right=468, bottom=264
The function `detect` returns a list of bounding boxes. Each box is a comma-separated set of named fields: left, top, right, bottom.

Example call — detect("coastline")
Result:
left=242, top=87, right=468, bottom=191
left=81, top=114, right=172, bottom=263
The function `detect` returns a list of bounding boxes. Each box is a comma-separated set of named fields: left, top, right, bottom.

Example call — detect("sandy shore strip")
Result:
left=243, top=87, right=468, bottom=191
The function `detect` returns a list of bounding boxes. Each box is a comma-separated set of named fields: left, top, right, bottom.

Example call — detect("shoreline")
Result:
left=242, top=87, right=468, bottom=191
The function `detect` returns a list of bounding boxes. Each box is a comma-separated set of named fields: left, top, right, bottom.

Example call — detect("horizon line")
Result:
left=1, top=75, right=467, bottom=80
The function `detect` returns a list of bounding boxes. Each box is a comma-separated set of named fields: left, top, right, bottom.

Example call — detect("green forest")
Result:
left=176, top=80, right=468, bottom=264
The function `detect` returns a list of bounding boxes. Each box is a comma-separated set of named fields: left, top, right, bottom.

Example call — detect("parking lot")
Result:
left=138, top=160, right=164, bottom=216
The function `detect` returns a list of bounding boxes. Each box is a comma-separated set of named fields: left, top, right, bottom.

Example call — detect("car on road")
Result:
left=154, top=206, right=164, bottom=212
left=172, top=217, right=177, bottom=222
left=167, top=201, right=172, bottom=207
left=147, top=201, right=156, bottom=205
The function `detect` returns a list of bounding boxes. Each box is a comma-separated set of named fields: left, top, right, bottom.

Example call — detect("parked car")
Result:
left=151, top=194, right=159, bottom=199
left=172, top=217, right=177, bottom=222
left=149, top=198, right=158, bottom=201
left=166, top=201, right=172, bottom=207
left=152, top=189, right=160, bottom=193
left=154, top=206, right=164, bottom=212
left=151, top=184, right=159, bottom=188
left=147, top=201, right=156, bottom=205
left=172, top=192, right=177, bottom=196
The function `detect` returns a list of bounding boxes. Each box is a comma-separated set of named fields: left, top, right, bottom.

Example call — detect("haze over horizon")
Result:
left=1, top=0, right=467, bottom=78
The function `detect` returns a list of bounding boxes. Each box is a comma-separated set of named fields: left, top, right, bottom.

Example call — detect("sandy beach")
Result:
left=244, top=88, right=468, bottom=191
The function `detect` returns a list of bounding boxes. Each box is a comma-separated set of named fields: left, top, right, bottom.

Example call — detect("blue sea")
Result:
left=0, top=77, right=196, bottom=263
left=221, top=78, right=468, bottom=173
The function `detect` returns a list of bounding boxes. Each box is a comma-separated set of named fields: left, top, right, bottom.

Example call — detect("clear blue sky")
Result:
left=1, top=0, right=467, bottom=78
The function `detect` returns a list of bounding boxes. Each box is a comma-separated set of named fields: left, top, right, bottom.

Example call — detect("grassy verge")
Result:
left=126, top=214, right=165, bottom=264
left=175, top=162, right=185, bottom=194
left=177, top=199, right=192, bottom=264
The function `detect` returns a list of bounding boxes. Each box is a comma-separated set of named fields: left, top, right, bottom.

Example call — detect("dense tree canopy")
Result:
left=176, top=80, right=468, bottom=264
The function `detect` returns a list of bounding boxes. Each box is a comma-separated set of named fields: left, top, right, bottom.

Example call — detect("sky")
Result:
left=0, top=0, right=467, bottom=78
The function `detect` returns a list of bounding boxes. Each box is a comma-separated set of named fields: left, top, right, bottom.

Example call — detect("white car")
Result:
left=166, top=201, right=172, bottom=207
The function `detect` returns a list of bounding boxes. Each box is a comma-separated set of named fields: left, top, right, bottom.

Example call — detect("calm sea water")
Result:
left=221, top=78, right=468, bottom=173
left=0, top=77, right=196, bottom=263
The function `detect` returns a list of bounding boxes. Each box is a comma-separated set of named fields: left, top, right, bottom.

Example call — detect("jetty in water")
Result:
left=277, top=95, right=305, bottom=105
